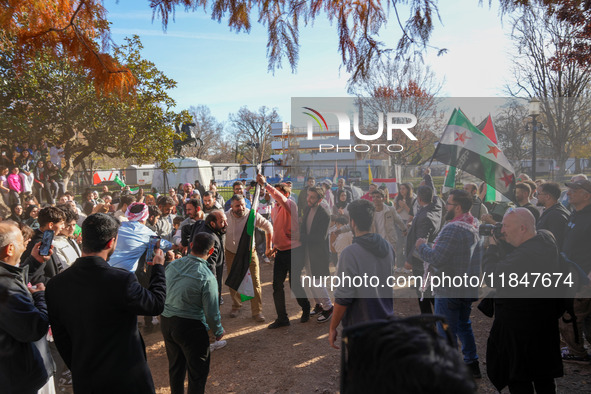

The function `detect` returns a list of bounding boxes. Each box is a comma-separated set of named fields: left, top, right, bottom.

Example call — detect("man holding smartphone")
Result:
left=0, top=222, right=56, bottom=394
left=20, top=206, right=66, bottom=284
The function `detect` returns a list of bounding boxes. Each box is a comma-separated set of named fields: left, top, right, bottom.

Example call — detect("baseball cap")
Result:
left=565, top=179, right=591, bottom=193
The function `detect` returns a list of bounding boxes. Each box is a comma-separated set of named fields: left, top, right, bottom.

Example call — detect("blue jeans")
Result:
left=434, top=297, right=478, bottom=363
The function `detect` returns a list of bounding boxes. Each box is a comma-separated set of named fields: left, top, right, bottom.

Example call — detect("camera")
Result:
left=479, top=223, right=502, bottom=238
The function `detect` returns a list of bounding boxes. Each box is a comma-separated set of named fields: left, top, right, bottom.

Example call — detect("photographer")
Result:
left=482, top=208, right=562, bottom=393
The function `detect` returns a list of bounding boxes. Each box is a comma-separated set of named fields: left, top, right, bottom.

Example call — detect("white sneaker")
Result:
left=210, top=340, right=227, bottom=352
left=151, top=316, right=160, bottom=325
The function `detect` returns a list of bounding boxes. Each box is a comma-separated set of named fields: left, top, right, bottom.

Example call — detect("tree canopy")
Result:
left=507, top=6, right=591, bottom=178
left=1, top=0, right=136, bottom=94
left=7, top=1, right=588, bottom=94
left=229, top=106, right=280, bottom=164
left=0, top=35, right=185, bottom=185
left=349, top=58, right=443, bottom=165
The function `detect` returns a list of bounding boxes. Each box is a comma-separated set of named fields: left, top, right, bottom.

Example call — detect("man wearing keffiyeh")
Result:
left=108, top=203, right=157, bottom=273
left=416, top=189, right=483, bottom=379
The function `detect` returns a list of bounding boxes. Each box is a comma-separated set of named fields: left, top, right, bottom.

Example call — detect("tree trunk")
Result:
left=62, top=156, right=75, bottom=196
left=0, top=197, right=9, bottom=218
left=556, top=157, right=568, bottom=182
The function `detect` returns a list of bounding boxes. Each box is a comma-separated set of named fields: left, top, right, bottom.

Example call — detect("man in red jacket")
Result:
left=257, top=174, right=310, bottom=328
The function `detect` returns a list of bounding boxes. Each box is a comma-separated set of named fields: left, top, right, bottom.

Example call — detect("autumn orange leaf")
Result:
left=1, top=0, right=136, bottom=95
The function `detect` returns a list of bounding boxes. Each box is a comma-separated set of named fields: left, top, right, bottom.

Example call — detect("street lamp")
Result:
left=246, top=142, right=260, bottom=175
left=527, top=97, right=542, bottom=180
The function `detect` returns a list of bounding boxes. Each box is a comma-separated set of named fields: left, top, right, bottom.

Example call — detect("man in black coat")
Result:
left=0, top=222, right=55, bottom=394
left=559, top=179, right=591, bottom=363
left=483, top=208, right=563, bottom=393
left=535, top=181, right=570, bottom=251
left=405, top=184, right=443, bottom=313
left=46, top=213, right=166, bottom=394
left=182, top=209, right=227, bottom=301
left=300, top=186, right=332, bottom=322
left=297, top=176, right=315, bottom=216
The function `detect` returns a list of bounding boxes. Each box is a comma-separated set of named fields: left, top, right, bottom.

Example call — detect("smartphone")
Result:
left=39, top=230, right=54, bottom=256
left=159, top=238, right=173, bottom=253
left=146, top=235, right=160, bottom=264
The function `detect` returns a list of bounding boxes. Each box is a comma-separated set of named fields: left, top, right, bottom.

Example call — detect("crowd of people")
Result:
left=1, top=142, right=68, bottom=208
left=1, top=147, right=590, bottom=393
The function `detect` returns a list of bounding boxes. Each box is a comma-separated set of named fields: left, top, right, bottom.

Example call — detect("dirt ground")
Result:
left=142, top=262, right=591, bottom=393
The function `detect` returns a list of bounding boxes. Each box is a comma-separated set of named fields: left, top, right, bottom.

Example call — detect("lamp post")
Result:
left=246, top=142, right=260, bottom=175
left=528, top=97, right=541, bottom=181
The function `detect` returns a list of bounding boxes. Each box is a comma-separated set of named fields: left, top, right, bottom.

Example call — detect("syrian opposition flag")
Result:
left=442, top=114, right=498, bottom=194
left=442, top=165, right=456, bottom=193
left=431, top=109, right=516, bottom=202
left=476, top=115, right=508, bottom=202
left=114, top=174, right=126, bottom=188
left=477, top=114, right=499, bottom=144
left=224, top=170, right=261, bottom=301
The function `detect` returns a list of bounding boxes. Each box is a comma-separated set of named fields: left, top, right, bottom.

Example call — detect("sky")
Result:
left=104, top=0, right=515, bottom=124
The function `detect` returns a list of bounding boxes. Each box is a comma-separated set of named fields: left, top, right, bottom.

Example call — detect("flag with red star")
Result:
left=476, top=114, right=499, bottom=144
left=431, top=108, right=516, bottom=202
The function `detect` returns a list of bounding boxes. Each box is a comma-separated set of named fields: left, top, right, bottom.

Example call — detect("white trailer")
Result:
left=125, top=164, right=155, bottom=185
left=152, top=157, right=213, bottom=192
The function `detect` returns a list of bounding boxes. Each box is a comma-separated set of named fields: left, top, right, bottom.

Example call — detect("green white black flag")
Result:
left=431, top=109, right=516, bottom=202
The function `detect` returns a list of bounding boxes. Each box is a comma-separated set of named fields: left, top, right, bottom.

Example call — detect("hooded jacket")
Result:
left=334, top=233, right=395, bottom=328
